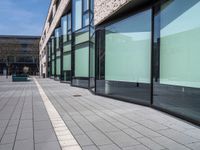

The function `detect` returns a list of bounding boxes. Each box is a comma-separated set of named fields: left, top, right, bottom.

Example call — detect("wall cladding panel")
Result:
left=94, top=0, right=132, bottom=25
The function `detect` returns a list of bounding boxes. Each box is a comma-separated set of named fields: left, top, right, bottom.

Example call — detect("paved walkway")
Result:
left=0, top=76, right=200, bottom=150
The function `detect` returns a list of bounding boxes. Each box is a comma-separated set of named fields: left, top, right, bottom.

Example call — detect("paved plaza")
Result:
left=0, top=76, right=200, bottom=150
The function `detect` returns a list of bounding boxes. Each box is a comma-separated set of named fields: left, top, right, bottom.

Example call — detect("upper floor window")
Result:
left=55, top=28, right=61, bottom=49
left=72, top=0, right=93, bottom=31
left=73, top=0, right=82, bottom=31
left=61, top=13, right=72, bottom=42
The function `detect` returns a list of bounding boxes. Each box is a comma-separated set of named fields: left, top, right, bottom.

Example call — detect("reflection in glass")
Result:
left=83, top=13, right=89, bottom=27
left=153, top=0, right=200, bottom=122
left=96, top=9, right=151, bottom=103
left=75, top=45, right=89, bottom=77
left=61, top=16, right=67, bottom=42
left=83, top=0, right=89, bottom=12
left=73, top=0, right=82, bottom=31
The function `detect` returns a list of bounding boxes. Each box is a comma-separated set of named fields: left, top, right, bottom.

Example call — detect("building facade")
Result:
left=40, top=0, right=200, bottom=125
left=0, top=35, right=39, bottom=75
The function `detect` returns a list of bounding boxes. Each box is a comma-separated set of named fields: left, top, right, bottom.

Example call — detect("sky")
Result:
left=0, top=0, right=51, bottom=36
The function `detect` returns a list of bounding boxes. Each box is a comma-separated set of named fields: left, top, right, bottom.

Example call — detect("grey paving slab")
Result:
left=16, top=128, right=33, bottom=141
left=19, top=120, right=33, bottom=129
left=158, top=128, right=199, bottom=145
left=86, top=131, right=113, bottom=146
left=34, top=128, right=58, bottom=143
left=82, top=145, right=98, bottom=150
left=99, top=144, right=121, bottom=150
left=35, top=141, right=61, bottom=150
left=34, top=120, right=53, bottom=130
left=74, top=134, right=94, bottom=146
left=5, top=126, right=18, bottom=134
left=187, top=142, right=200, bottom=150
left=0, top=77, right=62, bottom=150
left=151, top=136, right=191, bottom=150
left=0, top=133, right=15, bottom=145
left=14, top=139, right=34, bottom=150
left=0, top=143, right=13, bottom=150
left=122, top=128, right=144, bottom=139
left=136, top=137, right=164, bottom=150
left=122, top=145, right=150, bottom=150
left=132, top=125, right=162, bottom=138
left=106, top=131, right=140, bottom=148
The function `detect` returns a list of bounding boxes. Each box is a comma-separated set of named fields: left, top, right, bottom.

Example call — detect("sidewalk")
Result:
left=0, top=76, right=200, bottom=150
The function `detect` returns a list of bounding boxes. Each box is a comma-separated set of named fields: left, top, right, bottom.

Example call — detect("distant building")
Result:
left=0, top=35, right=39, bottom=75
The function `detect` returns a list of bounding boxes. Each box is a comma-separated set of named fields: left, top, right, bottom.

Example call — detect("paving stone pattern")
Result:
left=0, top=77, right=61, bottom=150
left=0, top=76, right=200, bottom=150
left=37, top=78, right=200, bottom=150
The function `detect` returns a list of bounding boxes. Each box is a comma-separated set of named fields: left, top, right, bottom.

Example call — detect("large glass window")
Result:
left=83, top=13, right=89, bottom=27
left=73, top=0, right=82, bottom=31
left=61, top=13, right=72, bottom=81
left=73, top=0, right=91, bottom=31
left=61, top=16, right=67, bottom=42
left=96, top=9, right=152, bottom=103
left=63, top=54, right=71, bottom=71
left=67, top=14, right=71, bottom=31
left=56, top=57, right=61, bottom=75
left=55, top=28, right=61, bottom=49
left=72, top=0, right=93, bottom=88
left=105, top=12, right=151, bottom=83
left=51, top=36, right=55, bottom=76
left=153, top=0, right=200, bottom=122
left=52, top=60, right=55, bottom=76
left=83, top=0, right=89, bottom=12
left=75, top=45, right=89, bottom=77
left=60, top=12, right=72, bottom=81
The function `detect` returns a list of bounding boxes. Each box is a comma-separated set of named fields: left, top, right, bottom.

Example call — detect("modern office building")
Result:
left=40, top=0, right=200, bottom=125
left=0, top=35, right=39, bottom=75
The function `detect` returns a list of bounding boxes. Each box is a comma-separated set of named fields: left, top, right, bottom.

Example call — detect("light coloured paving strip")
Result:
left=33, top=78, right=82, bottom=150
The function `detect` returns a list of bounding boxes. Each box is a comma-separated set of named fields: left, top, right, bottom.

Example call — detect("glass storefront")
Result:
left=96, top=9, right=152, bottom=104
left=153, top=0, right=200, bottom=122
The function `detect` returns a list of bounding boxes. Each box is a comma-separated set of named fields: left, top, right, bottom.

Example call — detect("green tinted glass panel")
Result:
left=160, top=0, right=200, bottom=88
left=105, top=10, right=151, bottom=83
left=75, top=46, right=89, bottom=77
left=63, top=54, right=71, bottom=71
left=52, top=61, right=54, bottom=75
left=75, top=32, right=89, bottom=45
left=51, top=54, right=55, bottom=60
left=56, top=58, right=61, bottom=75
left=56, top=51, right=61, bottom=57
left=63, top=43, right=71, bottom=52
